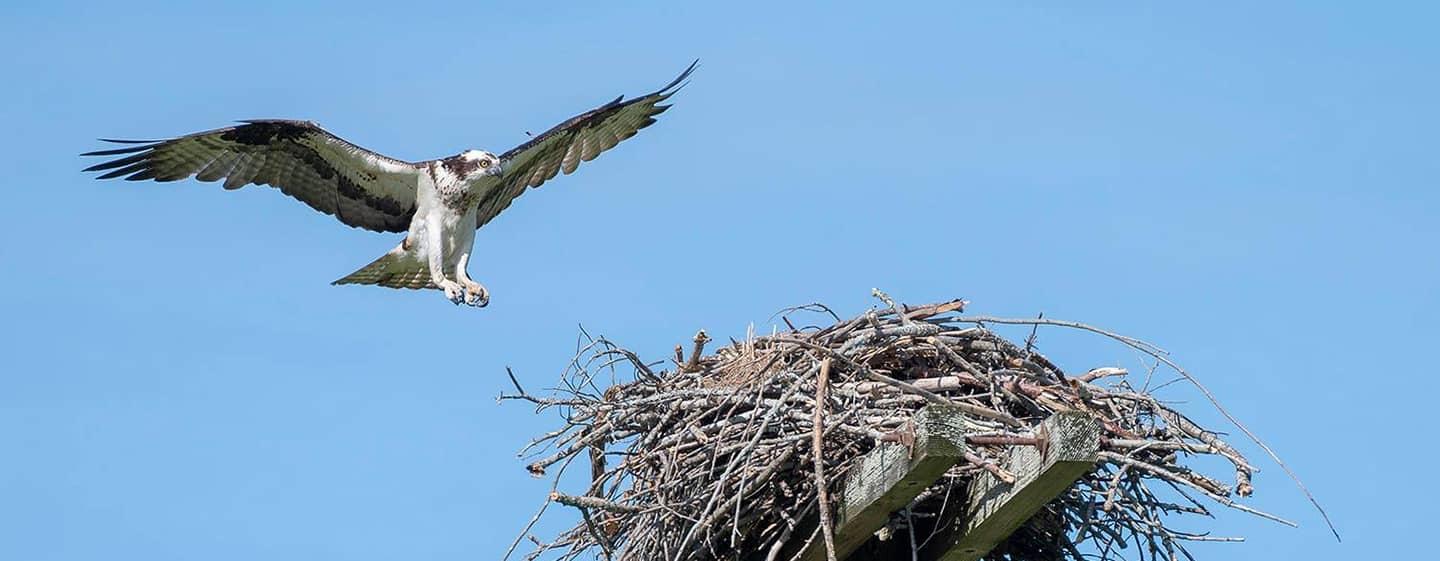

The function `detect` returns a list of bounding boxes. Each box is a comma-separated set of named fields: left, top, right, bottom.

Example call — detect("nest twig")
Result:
left=503, top=295, right=1301, bottom=561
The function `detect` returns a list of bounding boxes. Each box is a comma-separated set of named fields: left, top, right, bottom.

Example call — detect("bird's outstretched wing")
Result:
left=83, top=120, right=423, bottom=233
left=472, top=60, right=696, bottom=229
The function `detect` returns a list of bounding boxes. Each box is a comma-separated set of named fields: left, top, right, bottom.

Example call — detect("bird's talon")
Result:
left=440, top=281, right=465, bottom=304
left=462, top=281, right=489, bottom=307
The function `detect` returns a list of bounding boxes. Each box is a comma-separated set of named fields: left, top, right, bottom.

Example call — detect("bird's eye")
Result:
left=478, top=159, right=491, bottom=168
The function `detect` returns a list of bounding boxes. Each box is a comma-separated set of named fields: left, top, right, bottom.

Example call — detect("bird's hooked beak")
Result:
left=488, top=160, right=504, bottom=177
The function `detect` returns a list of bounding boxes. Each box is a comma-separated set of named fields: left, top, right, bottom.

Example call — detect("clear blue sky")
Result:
left=2, top=2, right=1435, bottom=559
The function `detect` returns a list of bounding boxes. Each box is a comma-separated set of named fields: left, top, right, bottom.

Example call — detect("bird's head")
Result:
left=443, top=149, right=503, bottom=180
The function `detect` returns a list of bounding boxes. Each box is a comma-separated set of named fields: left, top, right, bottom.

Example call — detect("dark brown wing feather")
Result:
left=82, top=120, right=423, bottom=233
left=472, top=60, right=696, bottom=229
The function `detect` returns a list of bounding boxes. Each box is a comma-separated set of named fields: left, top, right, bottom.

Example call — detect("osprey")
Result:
left=83, top=61, right=695, bottom=307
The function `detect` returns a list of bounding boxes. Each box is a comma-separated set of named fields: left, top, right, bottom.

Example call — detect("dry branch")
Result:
left=504, top=296, right=1294, bottom=561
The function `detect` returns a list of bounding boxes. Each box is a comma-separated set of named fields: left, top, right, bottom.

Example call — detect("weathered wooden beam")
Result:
left=922, top=410, right=1102, bottom=561
left=793, top=405, right=968, bottom=561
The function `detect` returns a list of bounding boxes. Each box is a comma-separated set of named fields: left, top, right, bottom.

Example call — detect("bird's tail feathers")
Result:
left=332, top=244, right=435, bottom=289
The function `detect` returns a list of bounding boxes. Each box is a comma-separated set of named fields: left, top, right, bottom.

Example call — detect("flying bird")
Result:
left=83, top=61, right=696, bottom=307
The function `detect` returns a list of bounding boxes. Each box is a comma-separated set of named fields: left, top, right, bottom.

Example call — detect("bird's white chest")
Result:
left=410, top=179, right=478, bottom=263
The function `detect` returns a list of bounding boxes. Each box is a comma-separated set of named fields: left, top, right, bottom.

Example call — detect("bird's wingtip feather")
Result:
left=96, top=138, right=158, bottom=144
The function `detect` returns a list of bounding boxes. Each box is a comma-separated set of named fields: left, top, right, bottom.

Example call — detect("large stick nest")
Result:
left=504, top=296, right=1296, bottom=561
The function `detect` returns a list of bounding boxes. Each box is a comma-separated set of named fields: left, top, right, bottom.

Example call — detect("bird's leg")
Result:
left=425, top=217, right=463, bottom=304
left=454, top=252, right=488, bottom=307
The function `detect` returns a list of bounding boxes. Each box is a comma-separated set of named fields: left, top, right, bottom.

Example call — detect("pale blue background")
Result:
left=2, top=2, right=1435, bottom=559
